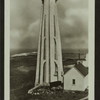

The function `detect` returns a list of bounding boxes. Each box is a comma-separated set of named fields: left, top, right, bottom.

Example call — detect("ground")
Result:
left=10, top=51, right=88, bottom=100
left=11, top=87, right=88, bottom=100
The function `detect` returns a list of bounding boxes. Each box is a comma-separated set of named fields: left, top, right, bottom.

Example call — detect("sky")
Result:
left=10, top=0, right=88, bottom=51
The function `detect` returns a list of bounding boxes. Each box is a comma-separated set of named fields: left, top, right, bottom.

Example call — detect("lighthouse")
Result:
left=35, top=0, right=64, bottom=86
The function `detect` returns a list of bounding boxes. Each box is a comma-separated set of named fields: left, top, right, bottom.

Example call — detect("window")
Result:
left=72, top=79, right=75, bottom=85
left=43, top=39, right=46, bottom=59
left=54, top=15, right=56, bottom=36
left=54, top=62, right=58, bottom=76
left=54, top=39, right=57, bottom=60
left=43, top=62, right=46, bottom=82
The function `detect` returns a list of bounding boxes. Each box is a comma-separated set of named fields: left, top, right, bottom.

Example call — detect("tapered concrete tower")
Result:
left=35, top=0, right=63, bottom=86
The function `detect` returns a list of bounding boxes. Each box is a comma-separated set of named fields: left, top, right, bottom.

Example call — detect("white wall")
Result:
left=64, top=68, right=85, bottom=91
left=84, top=75, right=88, bottom=90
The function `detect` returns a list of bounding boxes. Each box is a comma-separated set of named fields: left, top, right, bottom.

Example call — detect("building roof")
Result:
left=64, top=68, right=71, bottom=74
left=64, top=63, right=88, bottom=77
left=75, top=63, right=88, bottom=76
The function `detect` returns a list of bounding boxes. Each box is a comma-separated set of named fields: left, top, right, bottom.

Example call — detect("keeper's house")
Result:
left=64, top=62, right=88, bottom=91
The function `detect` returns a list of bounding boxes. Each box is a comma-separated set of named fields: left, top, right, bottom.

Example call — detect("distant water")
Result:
left=10, top=49, right=37, bottom=55
left=10, top=49, right=88, bottom=55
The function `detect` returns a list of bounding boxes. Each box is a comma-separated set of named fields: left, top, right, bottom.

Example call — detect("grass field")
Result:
left=10, top=52, right=88, bottom=100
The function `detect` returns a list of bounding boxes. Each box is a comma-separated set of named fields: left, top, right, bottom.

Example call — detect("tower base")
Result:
left=28, top=81, right=63, bottom=95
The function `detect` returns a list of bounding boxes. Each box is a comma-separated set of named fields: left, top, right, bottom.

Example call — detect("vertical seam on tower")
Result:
left=49, top=0, right=51, bottom=82
left=44, top=15, right=46, bottom=60
left=39, top=4, right=44, bottom=83
left=35, top=5, right=43, bottom=85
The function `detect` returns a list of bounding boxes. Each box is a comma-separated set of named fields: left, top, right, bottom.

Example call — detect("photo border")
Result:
left=0, top=0, right=4, bottom=100
left=4, top=0, right=95, bottom=100
left=95, top=0, right=100, bottom=99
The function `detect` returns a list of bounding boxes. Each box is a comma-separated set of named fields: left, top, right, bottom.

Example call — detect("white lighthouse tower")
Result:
left=35, top=0, right=63, bottom=86
left=28, top=1, right=64, bottom=94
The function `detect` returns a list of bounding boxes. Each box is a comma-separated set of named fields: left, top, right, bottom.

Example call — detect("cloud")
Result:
left=10, top=0, right=41, bottom=50
left=10, top=0, right=88, bottom=50
left=57, top=0, right=88, bottom=49
left=19, top=20, right=40, bottom=49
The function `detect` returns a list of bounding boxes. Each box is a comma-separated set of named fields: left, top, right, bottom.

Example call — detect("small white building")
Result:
left=64, top=63, right=88, bottom=91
